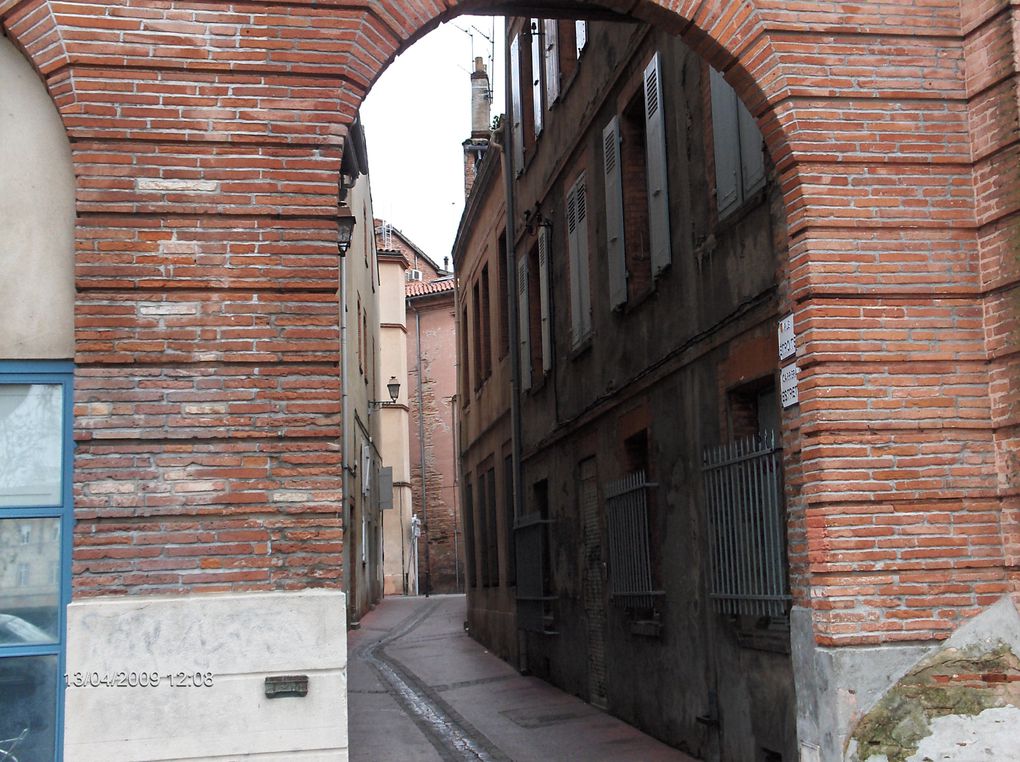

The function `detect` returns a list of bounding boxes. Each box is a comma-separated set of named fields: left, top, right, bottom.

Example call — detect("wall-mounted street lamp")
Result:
left=369, top=376, right=401, bottom=409
left=337, top=209, right=357, bottom=255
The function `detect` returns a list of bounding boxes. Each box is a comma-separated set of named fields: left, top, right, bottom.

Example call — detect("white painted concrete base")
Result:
left=64, top=589, right=348, bottom=761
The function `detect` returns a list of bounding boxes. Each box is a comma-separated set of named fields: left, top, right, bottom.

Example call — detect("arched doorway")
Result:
left=1, top=1, right=1015, bottom=760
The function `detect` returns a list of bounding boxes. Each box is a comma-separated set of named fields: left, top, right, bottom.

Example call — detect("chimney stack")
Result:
left=470, top=56, right=490, bottom=138
left=463, top=56, right=492, bottom=199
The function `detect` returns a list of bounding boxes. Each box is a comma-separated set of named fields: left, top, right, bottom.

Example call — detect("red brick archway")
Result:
left=1, top=0, right=1017, bottom=650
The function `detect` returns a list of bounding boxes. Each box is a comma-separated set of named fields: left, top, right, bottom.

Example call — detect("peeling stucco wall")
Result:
left=846, top=597, right=1020, bottom=762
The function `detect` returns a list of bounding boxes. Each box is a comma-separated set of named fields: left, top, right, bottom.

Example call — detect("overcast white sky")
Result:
left=361, top=16, right=506, bottom=264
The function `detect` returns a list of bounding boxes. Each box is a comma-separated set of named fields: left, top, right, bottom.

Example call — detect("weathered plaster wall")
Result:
left=0, top=34, right=74, bottom=359
left=846, top=597, right=1020, bottom=762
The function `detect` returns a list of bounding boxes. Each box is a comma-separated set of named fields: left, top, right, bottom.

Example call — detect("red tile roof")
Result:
left=406, top=277, right=456, bottom=297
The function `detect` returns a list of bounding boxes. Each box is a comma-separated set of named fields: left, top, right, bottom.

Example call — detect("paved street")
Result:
left=348, top=595, right=694, bottom=762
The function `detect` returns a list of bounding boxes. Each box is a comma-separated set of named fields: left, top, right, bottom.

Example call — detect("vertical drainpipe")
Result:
left=502, top=26, right=525, bottom=662
left=411, top=300, right=431, bottom=597
left=338, top=215, right=352, bottom=621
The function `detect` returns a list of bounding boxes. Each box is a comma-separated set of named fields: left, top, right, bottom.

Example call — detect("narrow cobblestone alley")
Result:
left=348, top=596, right=693, bottom=761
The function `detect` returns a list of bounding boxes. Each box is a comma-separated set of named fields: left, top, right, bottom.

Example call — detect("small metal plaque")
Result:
left=264, top=675, right=309, bottom=699
left=778, top=314, right=796, bottom=361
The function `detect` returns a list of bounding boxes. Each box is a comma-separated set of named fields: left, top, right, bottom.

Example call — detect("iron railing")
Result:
left=702, top=431, right=789, bottom=617
left=605, top=471, right=662, bottom=609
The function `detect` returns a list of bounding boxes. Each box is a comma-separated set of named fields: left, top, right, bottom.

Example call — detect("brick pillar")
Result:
left=0, top=0, right=414, bottom=596
left=964, top=1, right=1020, bottom=593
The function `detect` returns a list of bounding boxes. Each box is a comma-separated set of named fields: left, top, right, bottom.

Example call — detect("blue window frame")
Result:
left=0, top=361, right=73, bottom=762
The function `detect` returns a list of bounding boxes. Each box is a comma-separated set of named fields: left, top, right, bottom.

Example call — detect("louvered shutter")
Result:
left=602, top=117, right=627, bottom=310
left=737, top=97, right=765, bottom=195
left=574, top=176, right=591, bottom=338
left=362, top=443, right=371, bottom=496
left=543, top=19, right=560, bottom=105
left=644, top=53, right=671, bottom=278
left=709, top=66, right=740, bottom=218
left=531, top=19, right=543, bottom=137
left=379, top=467, right=393, bottom=510
left=517, top=254, right=532, bottom=391
left=510, top=36, right=524, bottom=175
left=566, top=183, right=582, bottom=341
left=538, top=226, right=552, bottom=372
left=575, top=20, right=588, bottom=57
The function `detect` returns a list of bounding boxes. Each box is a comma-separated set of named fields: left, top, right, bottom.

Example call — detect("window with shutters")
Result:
left=516, top=252, right=532, bottom=391
left=464, top=479, right=476, bottom=588
left=517, top=241, right=545, bottom=391
left=472, top=280, right=483, bottom=391
left=620, top=90, right=652, bottom=301
left=542, top=19, right=560, bottom=107
left=478, top=465, right=491, bottom=586
left=566, top=172, right=592, bottom=347
left=510, top=34, right=525, bottom=175
left=497, top=231, right=510, bottom=358
left=602, top=52, right=671, bottom=310
left=709, top=66, right=765, bottom=221
left=537, top=226, right=553, bottom=373
left=480, top=264, right=492, bottom=381
left=460, top=304, right=471, bottom=405
left=486, top=467, right=498, bottom=587
left=503, top=451, right=516, bottom=586
left=530, top=19, right=544, bottom=138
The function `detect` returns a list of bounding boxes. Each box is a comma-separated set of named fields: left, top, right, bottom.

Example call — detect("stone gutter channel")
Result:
left=354, top=601, right=510, bottom=762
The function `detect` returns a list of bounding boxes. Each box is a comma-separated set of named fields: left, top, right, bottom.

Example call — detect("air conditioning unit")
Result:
left=406, top=269, right=423, bottom=282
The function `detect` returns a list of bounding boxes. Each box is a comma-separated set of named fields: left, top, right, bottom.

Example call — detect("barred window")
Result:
left=702, top=431, right=789, bottom=618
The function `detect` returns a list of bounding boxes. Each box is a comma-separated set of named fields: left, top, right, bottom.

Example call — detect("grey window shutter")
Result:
left=566, top=181, right=582, bottom=343
left=531, top=20, right=543, bottom=137
left=709, top=66, right=740, bottom=219
left=575, top=20, right=587, bottom=57
left=574, top=174, right=591, bottom=339
left=517, top=254, right=532, bottom=391
left=538, top=225, right=552, bottom=372
left=644, top=52, right=671, bottom=278
left=737, top=96, right=765, bottom=196
left=543, top=19, right=560, bottom=105
left=602, top=116, right=627, bottom=310
left=510, top=35, right=524, bottom=175
left=362, top=443, right=371, bottom=496
left=379, top=466, right=393, bottom=510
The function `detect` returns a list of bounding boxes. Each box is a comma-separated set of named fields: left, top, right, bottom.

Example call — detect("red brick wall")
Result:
left=2, top=0, right=1016, bottom=645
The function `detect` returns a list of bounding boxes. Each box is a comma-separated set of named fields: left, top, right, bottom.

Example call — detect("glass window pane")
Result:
left=0, top=518, right=61, bottom=644
left=0, top=384, right=64, bottom=508
left=0, top=654, right=57, bottom=761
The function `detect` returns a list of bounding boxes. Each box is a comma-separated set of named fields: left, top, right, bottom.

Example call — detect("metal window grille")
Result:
left=605, top=470, right=662, bottom=609
left=702, top=431, right=790, bottom=617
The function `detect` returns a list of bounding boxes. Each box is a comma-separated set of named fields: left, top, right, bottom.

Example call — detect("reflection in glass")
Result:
left=0, top=384, right=63, bottom=508
left=0, top=518, right=60, bottom=644
left=0, top=655, right=57, bottom=761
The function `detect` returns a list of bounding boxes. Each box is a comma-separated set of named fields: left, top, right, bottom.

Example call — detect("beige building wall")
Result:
left=342, top=175, right=384, bottom=622
left=0, top=36, right=75, bottom=359
left=377, top=246, right=414, bottom=595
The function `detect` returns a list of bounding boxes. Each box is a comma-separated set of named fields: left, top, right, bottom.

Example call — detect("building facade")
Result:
left=2, top=0, right=1019, bottom=758
left=377, top=221, right=463, bottom=596
left=454, top=12, right=1020, bottom=762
